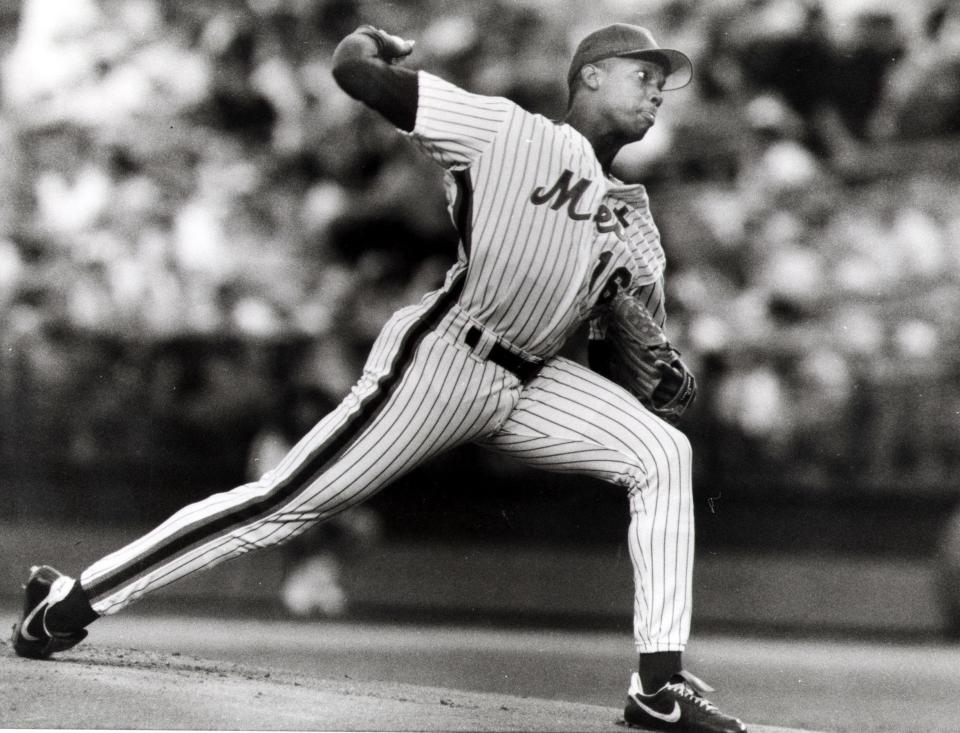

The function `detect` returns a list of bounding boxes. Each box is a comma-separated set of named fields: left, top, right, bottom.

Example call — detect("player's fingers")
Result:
left=382, top=33, right=415, bottom=60
left=355, top=26, right=415, bottom=62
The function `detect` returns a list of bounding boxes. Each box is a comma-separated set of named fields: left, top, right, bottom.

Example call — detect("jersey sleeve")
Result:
left=403, top=71, right=515, bottom=169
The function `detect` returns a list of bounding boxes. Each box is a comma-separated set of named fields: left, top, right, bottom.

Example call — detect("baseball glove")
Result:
left=605, top=292, right=697, bottom=422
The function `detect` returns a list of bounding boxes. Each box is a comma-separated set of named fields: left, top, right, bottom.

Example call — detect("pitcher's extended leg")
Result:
left=62, top=272, right=509, bottom=618
left=83, top=341, right=510, bottom=615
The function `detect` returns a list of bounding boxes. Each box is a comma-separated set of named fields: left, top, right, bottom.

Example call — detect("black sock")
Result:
left=638, top=651, right=682, bottom=693
left=45, top=580, right=99, bottom=633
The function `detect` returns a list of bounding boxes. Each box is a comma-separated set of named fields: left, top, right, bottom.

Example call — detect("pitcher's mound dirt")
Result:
left=0, top=641, right=820, bottom=732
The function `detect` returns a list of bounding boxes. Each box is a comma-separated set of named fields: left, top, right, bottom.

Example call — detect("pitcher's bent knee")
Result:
left=617, top=421, right=693, bottom=495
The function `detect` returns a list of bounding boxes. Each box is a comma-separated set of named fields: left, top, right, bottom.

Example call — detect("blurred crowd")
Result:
left=1, top=0, right=959, bottom=512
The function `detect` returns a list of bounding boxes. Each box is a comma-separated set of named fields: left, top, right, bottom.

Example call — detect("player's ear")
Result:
left=579, top=63, right=603, bottom=91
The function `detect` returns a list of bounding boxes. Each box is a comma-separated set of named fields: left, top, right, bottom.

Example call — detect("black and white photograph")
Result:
left=1, top=0, right=959, bottom=731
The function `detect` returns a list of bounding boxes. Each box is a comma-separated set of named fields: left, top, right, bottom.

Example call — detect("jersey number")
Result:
left=590, top=251, right=631, bottom=305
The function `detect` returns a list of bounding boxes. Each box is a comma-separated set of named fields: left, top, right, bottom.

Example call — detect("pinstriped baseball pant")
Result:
left=80, top=280, right=693, bottom=653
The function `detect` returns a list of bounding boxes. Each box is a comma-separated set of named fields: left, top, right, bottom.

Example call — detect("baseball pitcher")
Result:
left=12, top=22, right=745, bottom=733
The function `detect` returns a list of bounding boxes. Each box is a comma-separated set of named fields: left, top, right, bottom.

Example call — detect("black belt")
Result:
left=464, top=326, right=542, bottom=383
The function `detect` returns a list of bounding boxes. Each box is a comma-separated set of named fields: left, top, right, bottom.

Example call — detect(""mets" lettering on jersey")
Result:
left=530, top=169, right=630, bottom=237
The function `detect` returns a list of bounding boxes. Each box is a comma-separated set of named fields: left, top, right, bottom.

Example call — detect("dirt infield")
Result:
left=0, top=640, right=816, bottom=732
left=8, top=611, right=960, bottom=731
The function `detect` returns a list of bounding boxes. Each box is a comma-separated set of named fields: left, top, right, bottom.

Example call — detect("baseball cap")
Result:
left=567, top=23, right=693, bottom=91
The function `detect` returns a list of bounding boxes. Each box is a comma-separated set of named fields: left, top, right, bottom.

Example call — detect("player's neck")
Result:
left=564, top=109, right=625, bottom=174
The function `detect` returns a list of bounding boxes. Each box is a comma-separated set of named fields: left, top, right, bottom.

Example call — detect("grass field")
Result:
left=3, top=609, right=958, bottom=731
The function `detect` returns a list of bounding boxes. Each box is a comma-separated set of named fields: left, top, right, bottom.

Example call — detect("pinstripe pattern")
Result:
left=408, top=72, right=606, bottom=359
left=481, top=358, right=693, bottom=652
left=76, top=70, right=695, bottom=654
left=82, top=270, right=505, bottom=610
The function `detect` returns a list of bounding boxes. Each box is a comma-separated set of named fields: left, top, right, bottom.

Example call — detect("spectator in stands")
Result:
left=700, top=0, right=907, bottom=165
left=830, top=10, right=905, bottom=141
left=869, top=1, right=960, bottom=141
left=699, top=0, right=836, bottom=153
left=196, top=12, right=277, bottom=145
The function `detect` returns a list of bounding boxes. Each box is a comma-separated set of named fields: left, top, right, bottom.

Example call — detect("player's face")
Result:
left=596, top=57, right=667, bottom=140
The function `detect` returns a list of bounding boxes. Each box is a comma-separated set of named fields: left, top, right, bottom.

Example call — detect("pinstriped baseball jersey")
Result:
left=73, top=65, right=694, bottom=656
left=408, top=71, right=616, bottom=358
